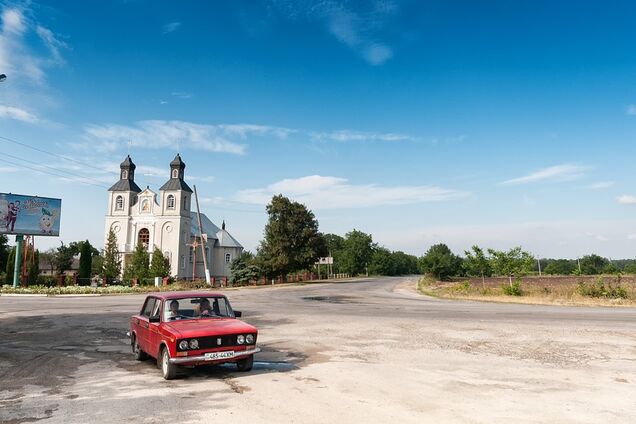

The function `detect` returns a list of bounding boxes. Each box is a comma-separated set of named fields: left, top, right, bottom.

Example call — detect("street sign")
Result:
left=315, top=257, right=333, bottom=265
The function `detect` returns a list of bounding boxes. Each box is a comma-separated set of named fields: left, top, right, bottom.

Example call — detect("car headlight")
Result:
left=245, top=334, right=254, bottom=344
left=189, top=339, right=199, bottom=349
left=237, top=335, right=245, bottom=344
left=178, top=340, right=189, bottom=350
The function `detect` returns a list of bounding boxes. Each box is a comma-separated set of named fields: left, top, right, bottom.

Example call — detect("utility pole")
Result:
left=193, top=185, right=211, bottom=285
left=12, top=235, right=23, bottom=287
left=537, top=258, right=542, bottom=276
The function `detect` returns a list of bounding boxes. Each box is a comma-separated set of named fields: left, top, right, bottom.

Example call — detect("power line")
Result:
left=0, top=134, right=118, bottom=176
left=2, top=151, right=111, bottom=188
left=0, top=157, right=109, bottom=189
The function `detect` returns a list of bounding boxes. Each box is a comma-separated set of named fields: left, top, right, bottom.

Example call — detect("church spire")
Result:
left=108, top=155, right=141, bottom=192
left=159, top=153, right=193, bottom=193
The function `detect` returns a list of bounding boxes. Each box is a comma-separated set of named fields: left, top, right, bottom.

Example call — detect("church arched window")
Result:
left=122, top=170, right=128, bottom=179
left=115, top=196, right=124, bottom=210
left=183, top=196, right=188, bottom=209
left=167, top=195, right=175, bottom=209
left=172, top=169, right=178, bottom=179
left=141, top=199, right=150, bottom=212
left=138, top=228, right=150, bottom=247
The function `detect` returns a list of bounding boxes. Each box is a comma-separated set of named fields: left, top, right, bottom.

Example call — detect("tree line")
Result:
left=2, top=194, right=635, bottom=286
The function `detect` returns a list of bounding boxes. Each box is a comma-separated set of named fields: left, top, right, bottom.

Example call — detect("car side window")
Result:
left=216, top=298, right=230, bottom=316
left=141, top=298, right=156, bottom=317
left=150, top=300, right=162, bottom=320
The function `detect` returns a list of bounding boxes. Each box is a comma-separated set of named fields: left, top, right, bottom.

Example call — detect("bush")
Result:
left=577, top=279, right=629, bottom=299
left=502, top=279, right=523, bottom=296
left=452, top=280, right=471, bottom=293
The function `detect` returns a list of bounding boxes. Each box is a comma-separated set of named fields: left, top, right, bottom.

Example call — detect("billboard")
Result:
left=0, top=193, right=62, bottom=236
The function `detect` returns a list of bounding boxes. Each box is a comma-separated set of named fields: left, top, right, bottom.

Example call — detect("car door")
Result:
left=136, top=297, right=156, bottom=353
left=148, top=299, right=163, bottom=357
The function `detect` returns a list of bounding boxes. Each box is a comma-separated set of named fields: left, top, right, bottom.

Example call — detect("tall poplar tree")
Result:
left=102, top=229, right=121, bottom=281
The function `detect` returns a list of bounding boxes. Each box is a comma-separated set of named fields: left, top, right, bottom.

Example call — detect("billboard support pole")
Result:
left=13, top=235, right=23, bottom=288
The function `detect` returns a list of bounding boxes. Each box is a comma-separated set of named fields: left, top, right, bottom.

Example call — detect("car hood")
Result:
left=162, top=318, right=257, bottom=339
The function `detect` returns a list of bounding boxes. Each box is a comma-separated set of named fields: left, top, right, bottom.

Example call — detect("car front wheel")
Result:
left=132, top=335, right=147, bottom=361
left=160, top=347, right=178, bottom=380
left=236, top=354, right=254, bottom=372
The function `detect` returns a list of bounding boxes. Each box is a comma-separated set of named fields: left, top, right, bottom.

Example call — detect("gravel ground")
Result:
left=1, top=277, right=635, bottom=423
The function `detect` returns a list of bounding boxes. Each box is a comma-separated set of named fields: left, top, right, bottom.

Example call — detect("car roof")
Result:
left=147, top=291, right=226, bottom=300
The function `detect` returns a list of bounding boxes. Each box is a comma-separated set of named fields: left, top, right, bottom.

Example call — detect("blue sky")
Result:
left=3, top=0, right=636, bottom=258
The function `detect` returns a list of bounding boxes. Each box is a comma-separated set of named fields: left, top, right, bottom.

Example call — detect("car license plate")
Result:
left=204, top=351, right=234, bottom=360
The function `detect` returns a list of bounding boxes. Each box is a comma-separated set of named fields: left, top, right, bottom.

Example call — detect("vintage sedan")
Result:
left=129, top=292, right=260, bottom=379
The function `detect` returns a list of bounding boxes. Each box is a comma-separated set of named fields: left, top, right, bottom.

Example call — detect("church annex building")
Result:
left=104, top=154, right=243, bottom=279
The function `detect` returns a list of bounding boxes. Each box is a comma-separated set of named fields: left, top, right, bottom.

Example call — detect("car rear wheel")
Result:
left=236, top=354, right=254, bottom=372
left=132, top=335, right=147, bottom=361
left=160, top=346, right=178, bottom=380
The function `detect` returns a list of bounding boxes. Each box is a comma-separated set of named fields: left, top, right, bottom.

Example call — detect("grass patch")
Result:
left=417, top=275, right=636, bottom=307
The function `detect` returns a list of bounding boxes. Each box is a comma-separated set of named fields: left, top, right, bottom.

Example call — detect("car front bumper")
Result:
left=168, top=347, right=261, bottom=364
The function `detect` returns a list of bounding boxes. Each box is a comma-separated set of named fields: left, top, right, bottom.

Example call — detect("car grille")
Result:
left=176, top=334, right=257, bottom=351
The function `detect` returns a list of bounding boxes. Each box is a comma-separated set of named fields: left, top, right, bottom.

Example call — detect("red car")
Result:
left=129, top=291, right=260, bottom=379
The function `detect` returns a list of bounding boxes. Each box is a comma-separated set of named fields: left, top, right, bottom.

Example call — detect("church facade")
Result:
left=104, top=154, right=243, bottom=279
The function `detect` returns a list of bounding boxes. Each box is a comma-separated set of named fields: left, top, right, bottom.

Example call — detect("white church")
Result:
left=104, top=154, right=243, bottom=279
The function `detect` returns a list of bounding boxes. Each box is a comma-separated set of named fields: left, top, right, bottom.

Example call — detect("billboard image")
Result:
left=0, top=193, right=62, bottom=236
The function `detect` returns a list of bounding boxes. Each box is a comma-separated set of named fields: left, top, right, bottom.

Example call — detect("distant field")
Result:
left=419, top=275, right=636, bottom=307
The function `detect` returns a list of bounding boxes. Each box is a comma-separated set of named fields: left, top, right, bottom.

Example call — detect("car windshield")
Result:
left=163, top=296, right=233, bottom=321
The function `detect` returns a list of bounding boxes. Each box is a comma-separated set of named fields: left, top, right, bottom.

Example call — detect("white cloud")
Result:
left=35, top=25, right=67, bottom=64
left=373, top=219, right=636, bottom=258
left=163, top=22, right=181, bottom=34
left=2, top=8, right=25, bottom=35
left=0, top=7, right=67, bottom=85
left=627, top=105, right=636, bottom=115
left=617, top=194, right=636, bottom=205
left=500, top=164, right=588, bottom=186
left=171, top=91, right=192, bottom=99
left=627, top=233, right=636, bottom=240
left=78, top=120, right=296, bottom=155
left=271, top=1, right=396, bottom=65
left=0, top=6, right=67, bottom=124
left=188, top=175, right=216, bottom=183
left=363, top=43, right=393, bottom=65
left=310, top=129, right=412, bottom=142
left=0, top=166, right=19, bottom=173
left=585, top=181, right=614, bottom=190
left=0, top=104, right=39, bottom=123
left=233, top=175, right=466, bottom=209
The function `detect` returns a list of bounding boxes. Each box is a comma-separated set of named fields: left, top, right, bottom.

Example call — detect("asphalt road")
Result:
left=1, top=277, right=635, bottom=423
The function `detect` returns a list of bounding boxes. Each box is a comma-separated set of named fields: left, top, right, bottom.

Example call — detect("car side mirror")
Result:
left=234, top=311, right=242, bottom=318
left=149, top=316, right=160, bottom=323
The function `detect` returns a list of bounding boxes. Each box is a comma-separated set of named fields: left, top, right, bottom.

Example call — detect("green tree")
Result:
left=623, top=261, right=636, bottom=274
left=5, top=246, right=15, bottom=285
left=124, top=242, right=150, bottom=282
left=102, top=229, right=121, bottom=281
left=323, top=233, right=345, bottom=273
left=339, top=230, right=375, bottom=276
left=418, top=243, right=462, bottom=281
left=78, top=240, right=93, bottom=279
left=40, top=248, right=56, bottom=275
left=464, top=245, right=492, bottom=286
left=91, top=253, right=103, bottom=276
left=0, top=234, right=9, bottom=274
left=544, top=259, right=576, bottom=275
left=368, top=247, right=395, bottom=276
left=55, top=242, right=75, bottom=275
left=150, top=247, right=171, bottom=278
left=488, top=247, right=534, bottom=286
left=392, top=251, right=419, bottom=275
left=257, top=195, right=327, bottom=277
left=26, top=250, right=40, bottom=284
left=230, top=251, right=261, bottom=285
left=578, top=254, right=609, bottom=275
